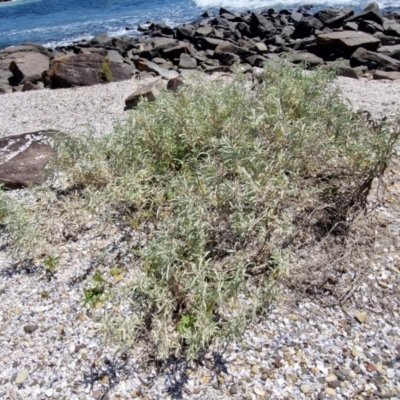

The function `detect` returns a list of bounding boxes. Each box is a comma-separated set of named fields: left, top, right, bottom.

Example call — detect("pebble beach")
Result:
left=0, top=75, right=400, bottom=400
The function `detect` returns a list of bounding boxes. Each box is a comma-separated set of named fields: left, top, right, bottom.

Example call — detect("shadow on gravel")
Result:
left=81, top=349, right=230, bottom=399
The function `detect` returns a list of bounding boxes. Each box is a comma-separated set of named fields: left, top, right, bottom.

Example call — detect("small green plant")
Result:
left=177, top=314, right=196, bottom=334
left=101, top=56, right=113, bottom=83
left=110, top=268, right=123, bottom=277
left=84, top=286, right=105, bottom=306
left=43, top=255, right=60, bottom=278
left=93, top=270, right=106, bottom=284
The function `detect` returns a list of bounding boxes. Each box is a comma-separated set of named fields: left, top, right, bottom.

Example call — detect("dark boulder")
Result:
left=214, top=41, right=256, bottom=61
left=219, top=52, right=240, bottom=66
left=314, top=8, right=346, bottom=28
left=250, top=13, right=277, bottom=37
left=345, top=2, right=383, bottom=25
left=293, top=16, right=324, bottom=39
left=162, top=43, right=195, bottom=60
left=125, top=78, right=166, bottom=110
left=377, top=44, right=400, bottom=60
left=350, top=47, right=400, bottom=71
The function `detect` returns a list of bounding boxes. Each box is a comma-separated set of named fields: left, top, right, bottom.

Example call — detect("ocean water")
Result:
left=0, top=0, right=399, bottom=50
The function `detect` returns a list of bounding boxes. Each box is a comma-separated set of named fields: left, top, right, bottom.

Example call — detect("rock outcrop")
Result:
left=2, top=1, right=400, bottom=93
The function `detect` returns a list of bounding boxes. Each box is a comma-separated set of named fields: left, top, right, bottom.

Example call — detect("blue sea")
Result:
left=0, top=0, right=399, bottom=50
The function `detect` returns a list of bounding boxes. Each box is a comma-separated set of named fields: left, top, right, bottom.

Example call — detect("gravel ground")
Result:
left=0, top=75, right=399, bottom=400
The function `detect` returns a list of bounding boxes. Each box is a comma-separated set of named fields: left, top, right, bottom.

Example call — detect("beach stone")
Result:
left=317, top=31, right=381, bottom=53
left=301, top=385, right=311, bottom=393
left=355, top=311, right=368, bottom=323
left=251, top=365, right=260, bottom=374
left=374, top=70, right=400, bottom=80
left=124, top=78, right=166, bottom=109
left=50, top=53, right=131, bottom=88
left=14, top=370, right=29, bottom=384
left=325, top=387, right=337, bottom=397
left=23, top=324, right=39, bottom=334
left=0, top=130, right=59, bottom=190
left=254, top=386, right=265, bottom=396
left=230, top=385, right=238, bottom=395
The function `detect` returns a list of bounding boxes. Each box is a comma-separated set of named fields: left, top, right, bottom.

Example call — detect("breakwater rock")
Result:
left=1, top=1, right=400, bottom=93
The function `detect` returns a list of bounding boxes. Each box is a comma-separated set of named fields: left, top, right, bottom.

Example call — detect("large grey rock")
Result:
left=377, top=44, right=400, bottom=60
left=150, top=37, right=179, bottom=53
left=79, top=47, right=108, bottom=56
left=214, top=42, right=256, bottom=61
left=290, top=51, right=325, bottom=67
left=373, top=70, right=400, bottom=80
left=350, top=47, right=400, bottom=71
left=314, top=8, right=346, bottom=28
left=201, top=37, right=226, bottom=50
left=50, top=53, right=131, bottom=88
left=0, top=45, right=51, bottom=90
left=106, top=50, right=125, bottom=64
left=317, top=31, right=381, bottom=53
left=179, top=53, right=197, bottom=69
left=162, top=43, right=194, bottom=60
left=90, top=34, right=112, bottom=48
left=373, top=32, right=400, bottom=46
left=9, top=52, right=50, bottom=85
left=177, top=24, right=196, bottom=40
left=196, top=26, right=214, bottom=37
left=125, top=78, right=166, bottom=109
left=136, top=59, right=179, bottom=80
